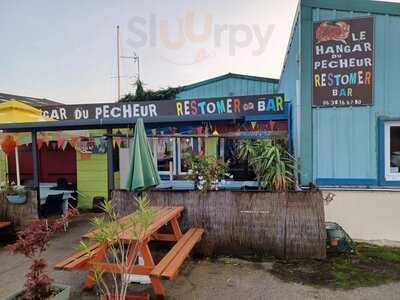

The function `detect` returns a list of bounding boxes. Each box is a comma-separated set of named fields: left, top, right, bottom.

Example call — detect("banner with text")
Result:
left=312, top=16, right=374, bottom=107
left=42, top=94, right=285, bottom=122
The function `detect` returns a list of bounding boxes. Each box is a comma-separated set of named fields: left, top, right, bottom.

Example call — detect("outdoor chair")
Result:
left=53, top=177, right=74, bottom=190
left=68, top=192, right=78, bottom=208
left=41, top=193, right=65, bottom=229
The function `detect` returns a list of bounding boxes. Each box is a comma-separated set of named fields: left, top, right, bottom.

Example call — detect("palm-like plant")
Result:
left=259, top=144, right=295, bottom=191
left=239, top=139, right=272, bottom=188
left=239, top=139, right=295, bottom=191
left=80, top=195, right=155, bottom=300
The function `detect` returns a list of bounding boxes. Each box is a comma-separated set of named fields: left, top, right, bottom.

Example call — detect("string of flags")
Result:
left=0, top=120, right=284, bottom=156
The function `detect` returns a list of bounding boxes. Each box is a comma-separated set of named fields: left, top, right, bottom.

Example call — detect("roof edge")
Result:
left=278, top=1, right=301, bottom=88
left=181, top=73, right=279, bottom=91
left=301, top=0, right=400, bottom=16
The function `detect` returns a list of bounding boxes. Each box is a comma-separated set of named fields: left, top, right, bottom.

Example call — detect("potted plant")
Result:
left=6, top=209, right=79, bottom=300
left=186, top=154, right=230, bottom=192
left=80, top=195, right=154, bottom=300
left=2, top=181, right=26, bottom=204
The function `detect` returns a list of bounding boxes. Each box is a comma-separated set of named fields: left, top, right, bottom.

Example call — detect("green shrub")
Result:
left=186, top=154, right=230, bottom=192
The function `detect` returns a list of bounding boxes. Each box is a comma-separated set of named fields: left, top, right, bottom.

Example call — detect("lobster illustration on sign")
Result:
left=315, top=21, right=350, bottom=44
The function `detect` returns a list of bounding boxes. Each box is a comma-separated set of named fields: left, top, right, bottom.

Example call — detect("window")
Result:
left=384, top=121, right=400, bottom=180
left=153, top=137, right=175, bottom=175
left=177, top=138, right=194, bottom=174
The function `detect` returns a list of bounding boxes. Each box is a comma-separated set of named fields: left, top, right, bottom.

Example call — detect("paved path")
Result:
left=1, top=215, right=400, bottom=300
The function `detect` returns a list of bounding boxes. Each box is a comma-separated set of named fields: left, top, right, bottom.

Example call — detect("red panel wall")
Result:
left=8, top=143, right=77, bottom=185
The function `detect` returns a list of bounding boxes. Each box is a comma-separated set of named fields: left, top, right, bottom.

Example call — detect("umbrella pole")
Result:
left=15, top=146, right=20, bottom=186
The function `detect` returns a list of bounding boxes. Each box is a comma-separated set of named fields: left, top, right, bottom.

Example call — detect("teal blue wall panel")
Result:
left=311, top=10, right=400, bottom=184
left=280, top=1, right=400, bottom=186
left=279, top=14, right=300, bottom=158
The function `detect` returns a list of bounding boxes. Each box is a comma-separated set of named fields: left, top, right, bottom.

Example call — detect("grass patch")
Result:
left=270, top=243, right=400, bottom=289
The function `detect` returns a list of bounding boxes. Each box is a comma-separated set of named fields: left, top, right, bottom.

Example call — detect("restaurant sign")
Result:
left=312, top=16, right=374, bottom=107
left=42, top=94, right=285, bottom=122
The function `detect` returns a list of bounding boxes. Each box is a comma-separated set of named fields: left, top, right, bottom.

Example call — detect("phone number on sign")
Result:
left=321, top=99, right=364, bottom=106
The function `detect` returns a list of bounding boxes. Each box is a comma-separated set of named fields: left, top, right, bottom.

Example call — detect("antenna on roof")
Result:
left=121, top=52, right=140, bottom=81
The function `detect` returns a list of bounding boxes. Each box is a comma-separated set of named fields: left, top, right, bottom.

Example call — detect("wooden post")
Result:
left=140, top=242, right=165, bottom=296
left=107, top=128, right=115, bottom=196
left=15, top=146, right=20, bottom=186
left=31, top=130, right=41, bottom=217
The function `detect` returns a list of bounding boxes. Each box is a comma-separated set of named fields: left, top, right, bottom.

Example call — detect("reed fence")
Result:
left=112, top=190, right=326, bottom=259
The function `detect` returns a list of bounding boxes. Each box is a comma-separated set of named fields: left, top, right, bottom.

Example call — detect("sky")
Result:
left=0, top=0, right=398, bottom=104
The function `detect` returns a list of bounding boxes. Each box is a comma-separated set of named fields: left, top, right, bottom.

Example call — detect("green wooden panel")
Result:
left=0, top=152, right=8, bottom=183
left=76, top=152, right=108, bottom=209
left=114, top=171, right=120, bottom=189
left=205, top=137, right=218, bottom=157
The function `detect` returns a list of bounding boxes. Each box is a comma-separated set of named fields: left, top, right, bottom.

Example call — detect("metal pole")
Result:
left=107, top=128, right=115, bottom=197
left=121, top=52, right=140, bottom=81
left=137, top=55, right=140, bottom=81
left=117, top=25, right=121, bottom=101
left=31, top=130, right=41, bottom=217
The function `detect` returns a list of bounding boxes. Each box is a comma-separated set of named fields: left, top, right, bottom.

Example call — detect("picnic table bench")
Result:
left=0, top=221, right=11, bottom=229
left=55, top=206, right=203, bottom=298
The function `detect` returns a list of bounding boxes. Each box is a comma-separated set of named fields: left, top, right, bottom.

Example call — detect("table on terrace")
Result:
left=55, top=206, right=204, bottom=298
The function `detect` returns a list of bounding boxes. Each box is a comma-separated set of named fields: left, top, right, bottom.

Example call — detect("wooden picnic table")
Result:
left=55, top=206, right=203, bottom=298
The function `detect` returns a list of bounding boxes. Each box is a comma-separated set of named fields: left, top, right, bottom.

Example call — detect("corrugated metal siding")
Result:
left=310, top=9, right=400, bottom=182
left=176, top=77, right=278, bottom=99
left=279, top=16, right=300, bottom=157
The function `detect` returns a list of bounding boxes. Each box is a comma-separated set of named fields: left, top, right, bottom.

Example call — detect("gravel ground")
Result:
left=1, top=215, right=400, bottom=300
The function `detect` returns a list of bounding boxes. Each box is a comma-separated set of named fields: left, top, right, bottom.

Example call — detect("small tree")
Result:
left=8, top=209, right=79, bottom=300
left=80, top=195, right=155, bottom=300
left=134, top=79, right=145, bottom=99
left=239, top=139, right=272, bottom=188
left=119, top=80, right=182, bottom=102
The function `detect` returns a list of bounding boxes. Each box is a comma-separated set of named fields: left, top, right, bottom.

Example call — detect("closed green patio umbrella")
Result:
left=125, top=118, right=161, bottom=192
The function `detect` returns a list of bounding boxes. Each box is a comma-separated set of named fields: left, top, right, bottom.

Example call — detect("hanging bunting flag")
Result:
left=251, top=121, right=257, bottom=129
left=112, top=139, right=117, bottom=149
left=69, top=136, right=79, bottom=149
left=57, top=137, right=65, bottom=149
left=151, top=128, right=157, bottom=136
left=37, top=138, right=45, bottom=150
left=115, top=137, right=122, bottom=148
left=270, top=120, right=276, bottom=131
left=15, top=133, right=31, bottom=146
left=62, top=141, right=68, bottom=151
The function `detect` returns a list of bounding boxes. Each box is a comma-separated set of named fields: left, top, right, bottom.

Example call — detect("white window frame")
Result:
left=152, top=137, right=176, bottom=176
left=177, top=137, right=194, bottom=175
left=219, top=138, right=225, bottom=160
left=197, top=137, right=204, bottom=155
left=384, top=121, right=400, bottom=181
